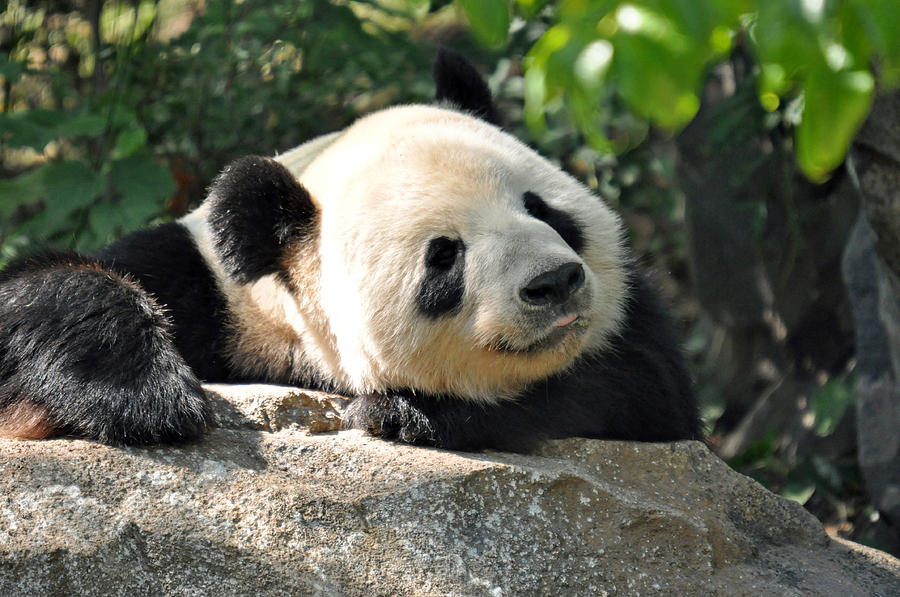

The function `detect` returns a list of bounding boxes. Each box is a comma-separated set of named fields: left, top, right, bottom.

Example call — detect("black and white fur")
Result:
left=0, top=51, right=701, bottom=450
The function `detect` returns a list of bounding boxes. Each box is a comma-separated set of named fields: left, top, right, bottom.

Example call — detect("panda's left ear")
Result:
left=206, top=156, right=317, bottom=284
left=434, top=48, right=501, bottom=126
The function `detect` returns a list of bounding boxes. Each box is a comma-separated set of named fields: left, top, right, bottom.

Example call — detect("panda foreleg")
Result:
left=343, top=391, right=548, bottom=452
left=0, top=253, right=210, bottom=445
left=343, top=393, right=436, bottom=445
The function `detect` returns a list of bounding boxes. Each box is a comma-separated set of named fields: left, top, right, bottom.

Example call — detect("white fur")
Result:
left=276, top=131, right=343, bottom=184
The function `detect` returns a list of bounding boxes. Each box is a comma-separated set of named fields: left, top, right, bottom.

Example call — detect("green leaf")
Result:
left=751, top=0, right=825, bottom=76
left=523, top=65, right=549, bottom=132
left=0, top=112, right=56, bottom=150
left=57, top=113, right=108, bottom=138
left=0, top=52, right=27, bottom=84
left=114, top=127, right=148, bottom=158
left=574, top=40, right=614, bottom=95
left=0, top=167, right=46, bottom=216
left=458, top=0, right=511, bottom=48
left=811, top=377, right=856, bottom=437
left=42, top=161, right=105, bottom=210
left=796, top=68, right=874, bottom=181
left=611, top=16, right=704, bottom=129
left=13, top=161, right=106, bottom=238
left=109, top=155, right=175, bottom=231
left=0, top=110, right=108, bottom=149
left=782, top=476, right=816, bottom=505
left=515, top=0, right=549, bottom=19
left=86, top=200, right=126, bottom=246
left=728, top=428, right=778, bottom=470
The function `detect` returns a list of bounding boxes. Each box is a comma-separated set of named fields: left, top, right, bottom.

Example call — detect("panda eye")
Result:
left=425, top=237, right=461, bottom=270
left=523, top=191, right=547, bottom=221
left=522, top=191, right=585, bottom=254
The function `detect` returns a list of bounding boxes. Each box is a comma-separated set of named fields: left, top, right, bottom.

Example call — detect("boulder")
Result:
left=843, top=213, right=900, bottom=554
left=1, top=385, right=898, bottom=596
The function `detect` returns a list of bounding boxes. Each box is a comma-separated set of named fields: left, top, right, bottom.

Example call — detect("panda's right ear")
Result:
left=206, top=156, right=317, bottom=284
left=434, top=49, right=501, bottom=126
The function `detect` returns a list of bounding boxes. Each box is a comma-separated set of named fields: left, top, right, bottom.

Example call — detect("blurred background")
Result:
left=1, top=0, right=898, bottom=555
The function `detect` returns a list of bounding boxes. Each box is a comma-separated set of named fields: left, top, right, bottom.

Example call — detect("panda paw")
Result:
left=343, top=394, right=437, bottom=446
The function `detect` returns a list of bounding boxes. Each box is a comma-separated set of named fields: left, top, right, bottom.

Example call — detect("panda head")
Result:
left=205, top=51, right=628, bottom=401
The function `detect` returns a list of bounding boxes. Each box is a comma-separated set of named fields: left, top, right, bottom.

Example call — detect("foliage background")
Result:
left=2, top=0, right=898, bottom=554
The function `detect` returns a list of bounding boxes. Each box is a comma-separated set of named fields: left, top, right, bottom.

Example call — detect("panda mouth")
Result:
left=489, top=313, right=585, bottom=354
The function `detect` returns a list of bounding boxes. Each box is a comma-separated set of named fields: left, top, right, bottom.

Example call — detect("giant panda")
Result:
left=0, top=51, right=701, bottom=450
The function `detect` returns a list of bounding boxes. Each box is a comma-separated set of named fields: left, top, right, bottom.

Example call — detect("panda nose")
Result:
left=519, top=262, right=585, bottom=306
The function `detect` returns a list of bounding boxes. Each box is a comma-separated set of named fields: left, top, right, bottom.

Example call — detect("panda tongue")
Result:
left=553, top=313, right=578, bottom=328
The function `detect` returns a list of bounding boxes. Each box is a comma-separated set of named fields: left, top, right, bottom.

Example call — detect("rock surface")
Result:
left=843, top=213, right=900, bottom=555
left=1, top=385, right=898, bottom=596
left=849, top=90, right=900, bottom=554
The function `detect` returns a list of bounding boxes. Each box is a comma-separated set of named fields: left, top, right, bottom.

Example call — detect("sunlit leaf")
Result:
left=752, top=0, right=825, bottom=76
left=515, top=0, right=550, bottom=19
left=458, top=0, right=511, bottom=48
left=523, top=65, right=548, bottom=132
left=611, top=25, right=703, bottom=128
left=574, top=40, right=613, bottom=95
left=796, top=68, right=874, bottom=181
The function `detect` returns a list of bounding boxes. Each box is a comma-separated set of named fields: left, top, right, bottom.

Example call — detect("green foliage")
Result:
left=812, top=377, right=856, bottom=437
left=455, top=0, right=899, bottom=181
left=0, top=0, right=428, bottom=266
left=1, top=2, right=182, bottom=260
left=0, top=100, right=172, bottom=250
left=457, top=0, right=511, bottom=48
left=729, top=376, right=858, bottom=510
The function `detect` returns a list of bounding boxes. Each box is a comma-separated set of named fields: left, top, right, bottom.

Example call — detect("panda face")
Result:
left=291, top=105, right=627, bottom=401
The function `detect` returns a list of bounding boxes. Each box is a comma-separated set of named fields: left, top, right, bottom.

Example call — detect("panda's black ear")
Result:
left=206, top=156, right=317, bottom=284
left=434, top=48, right=501, bottom=126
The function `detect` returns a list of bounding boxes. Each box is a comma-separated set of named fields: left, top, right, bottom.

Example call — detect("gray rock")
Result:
left=842, top=211, right=900, bottom=554
left=1, top=385, right=898, bottom=596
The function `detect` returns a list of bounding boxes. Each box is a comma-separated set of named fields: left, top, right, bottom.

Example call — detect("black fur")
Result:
left=345, top=266, right=701, bottom=451
left=434, top=49, right=501, bottom=126
left=523, top=191, right=585, bottom=254
left=0, top=250, right=209, bottom=445
left=416, top=237, right=466, bottom=318
left=207, top=156, right=317, bottom=284
left=96, top=223, right=233, bottom=382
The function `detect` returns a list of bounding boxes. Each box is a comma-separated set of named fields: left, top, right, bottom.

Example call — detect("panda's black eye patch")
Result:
left=417, top=237, right=466, bottom=318
left=523, top=191, right=585, bottom=254
left=523, top=191, right=548, bottom=221
left=425, top=236, right=461, bottom=270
